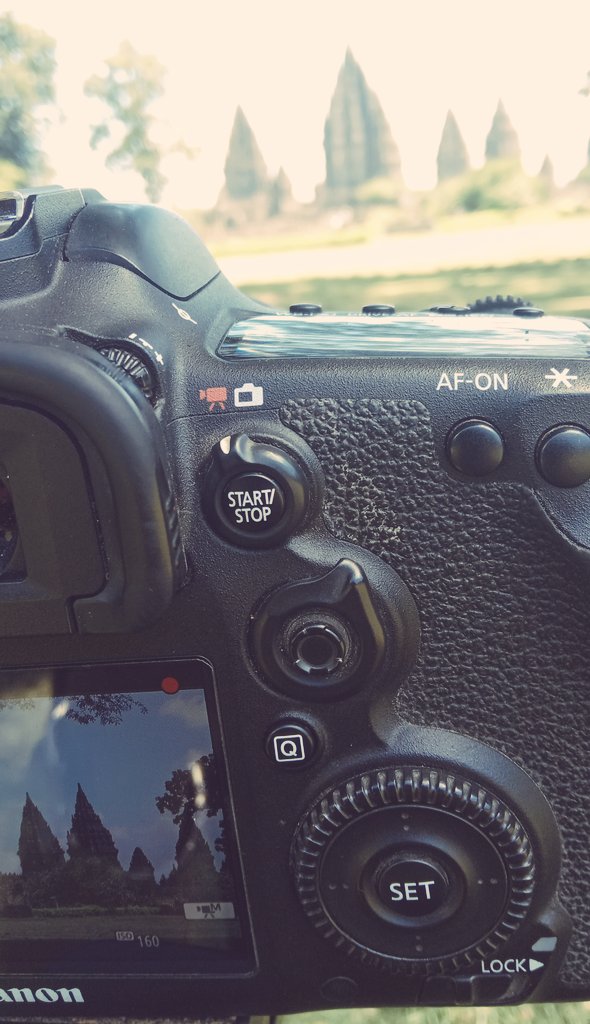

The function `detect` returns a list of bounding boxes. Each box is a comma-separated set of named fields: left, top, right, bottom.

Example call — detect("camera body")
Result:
left=0, top=187, right=588, bottom=1016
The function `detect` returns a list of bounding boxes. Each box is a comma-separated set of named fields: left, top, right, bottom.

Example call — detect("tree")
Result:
left=84, top=41, right=166, bottom=202
left=62, top=693, right=147, bottom=725
left=156, top=755, right=223, bottom=845
left=156, top=759, right=226, bottom=899
left=0, top=693, right=146, bottom=725
left=0, top=14, right=56, bottom=181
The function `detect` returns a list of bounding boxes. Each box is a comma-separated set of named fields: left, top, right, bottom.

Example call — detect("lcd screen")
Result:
left=0, top=660, right=250, bottom=974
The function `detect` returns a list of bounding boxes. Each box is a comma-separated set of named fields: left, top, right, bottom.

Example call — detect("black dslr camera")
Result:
left=0, top=186, right=588, bottom=1018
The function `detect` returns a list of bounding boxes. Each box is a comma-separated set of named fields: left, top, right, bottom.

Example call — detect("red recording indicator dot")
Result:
left=161, top=676, right=181, bottom=694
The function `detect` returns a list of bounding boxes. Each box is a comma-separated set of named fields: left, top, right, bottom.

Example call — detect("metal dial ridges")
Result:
left=99, top=346, right=156, bottom=402
left=292, top=766, right=535, bottom=975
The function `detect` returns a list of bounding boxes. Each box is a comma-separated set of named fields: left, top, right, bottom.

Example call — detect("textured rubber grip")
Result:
left=281, top=396, right=590, bottom=987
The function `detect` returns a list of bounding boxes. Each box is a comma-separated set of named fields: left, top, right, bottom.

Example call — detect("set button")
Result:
left=373, top=854, right=451, bottom=919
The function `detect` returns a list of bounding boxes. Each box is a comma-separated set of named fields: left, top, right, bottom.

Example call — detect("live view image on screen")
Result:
left=0, top=661, right=245, bottom=972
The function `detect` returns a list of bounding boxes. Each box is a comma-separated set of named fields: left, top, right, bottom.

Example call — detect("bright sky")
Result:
left=6, top=0, right=590, bottom=208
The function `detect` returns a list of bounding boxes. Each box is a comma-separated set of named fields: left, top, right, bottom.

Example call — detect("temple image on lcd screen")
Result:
left=0, top=688, right=240, bottom=951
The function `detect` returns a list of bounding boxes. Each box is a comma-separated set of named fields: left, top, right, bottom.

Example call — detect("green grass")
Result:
left=279, top=1003, right=590, bottom=1024
left=203, top=202, right=582, bottom=259
left=240, top=258, right=590, bottom=319
left=210, top=226, right=371, bottom=258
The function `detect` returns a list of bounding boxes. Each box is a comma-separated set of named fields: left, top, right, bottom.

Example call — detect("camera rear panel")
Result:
left=0, top=189, right=589, bottom=1016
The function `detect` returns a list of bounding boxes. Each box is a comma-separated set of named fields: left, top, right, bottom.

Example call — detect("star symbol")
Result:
left=544, top=367, right=578, bottom=389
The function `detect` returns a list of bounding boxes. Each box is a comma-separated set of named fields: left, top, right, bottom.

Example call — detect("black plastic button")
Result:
left=321, top=977, right=359, bottom=1003
left=430, top=305, right=471, bottom=315
left=537, top=425, right=590, bottom=487
left=204, top=434, right=309, bottom=548
left=513, top=306, right=544, bottom=317
left=447, top=420, right=504, bottom=476
left=374, top=856, right=450, bottom=918
left=362, top=304, right=396, bottom=315
left=289, top=303, right=322, bottom=315
left=265, top=722, right=317, bottom=767
left=421, top=976, right=458, bottom=1005
left=220, top=472, right=285, bottom=533
left=290, top=623, right=346, bottom=676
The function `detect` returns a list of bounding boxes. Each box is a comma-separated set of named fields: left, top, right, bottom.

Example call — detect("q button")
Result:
left=265, top=722, right=318, bottom=769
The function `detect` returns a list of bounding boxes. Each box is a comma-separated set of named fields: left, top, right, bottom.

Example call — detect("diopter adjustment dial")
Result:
left=292, top=766, right=536, bottom=973
left=98, top=346, right=157, bottom=403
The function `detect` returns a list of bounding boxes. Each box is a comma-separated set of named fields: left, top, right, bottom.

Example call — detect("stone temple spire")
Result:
left=223, top=106, right=269, bottom=200
left=437, top=110, right=470, bottom=182
left=18, top=793, right=65, bottom=876
left=485, top=100, right=521, bottom=163
left=323, top=48, right=401, bottom=203
left=67, top=783, right=120, bottom=866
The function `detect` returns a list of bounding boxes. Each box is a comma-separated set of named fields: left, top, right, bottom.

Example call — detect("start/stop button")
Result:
left=203, top=433, right=310, bottom=547
left=221, top=472, right=286, bottom=532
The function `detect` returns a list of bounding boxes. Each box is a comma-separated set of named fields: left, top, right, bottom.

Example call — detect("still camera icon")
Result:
left=234, top=383, right=264, bottom=408
left=273, top=733, right=307, bottom=763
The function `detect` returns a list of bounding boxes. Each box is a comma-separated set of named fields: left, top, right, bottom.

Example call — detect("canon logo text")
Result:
left=0, top=986, right=84, bottom=1003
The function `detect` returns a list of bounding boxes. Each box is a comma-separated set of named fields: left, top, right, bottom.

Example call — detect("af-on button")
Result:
left=447, top=419, right=504, bottom=476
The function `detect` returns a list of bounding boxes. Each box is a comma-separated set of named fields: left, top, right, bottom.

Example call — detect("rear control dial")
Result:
left=293, top=765, right=535, bottom=972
